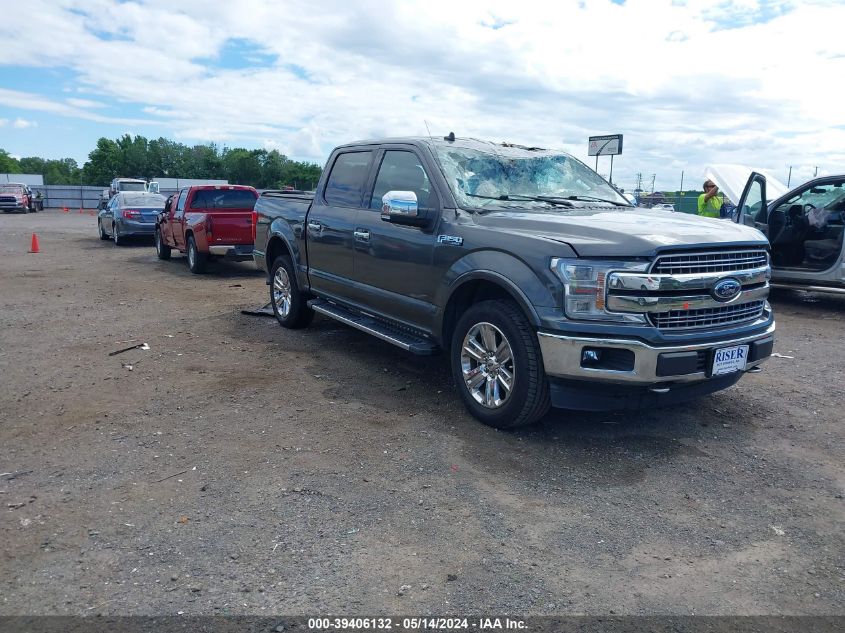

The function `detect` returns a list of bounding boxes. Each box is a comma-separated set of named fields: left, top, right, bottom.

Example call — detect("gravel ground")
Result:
left=1, top=209, right=843, bottom=616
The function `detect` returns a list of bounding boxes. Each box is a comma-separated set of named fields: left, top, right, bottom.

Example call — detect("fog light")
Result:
left=580, top=347, right=636, bottom=371
left=582, top=349, right=601, bottom=362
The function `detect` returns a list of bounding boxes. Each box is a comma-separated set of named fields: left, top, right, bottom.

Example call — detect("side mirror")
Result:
left=381, top=190, right=428, bottom=226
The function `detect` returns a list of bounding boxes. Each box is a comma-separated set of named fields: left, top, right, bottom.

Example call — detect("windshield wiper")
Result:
left=563, top=195, right=629, bottom=207
left=466, top=193, right=573, bottom=208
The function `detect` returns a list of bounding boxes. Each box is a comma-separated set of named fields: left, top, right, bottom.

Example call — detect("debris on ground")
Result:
left=109, top=342, right=150, bottom=356
left=241, top=303, right=275, bottom=317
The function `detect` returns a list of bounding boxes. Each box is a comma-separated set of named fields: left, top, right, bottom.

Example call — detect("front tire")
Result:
left=450, top=299, right=550, bottom=429
left=155, top=228, right=171, bottom=260
left=99, top=220, right=109, bottom=240
left=186, top=235, right=206, bottom=273
left=270, top=255, right=314, bottom=329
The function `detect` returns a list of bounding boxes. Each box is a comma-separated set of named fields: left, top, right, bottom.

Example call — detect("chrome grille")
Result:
left=652, top=249, right=768, bottom=275
left=650, top=300, right=765, bottom=330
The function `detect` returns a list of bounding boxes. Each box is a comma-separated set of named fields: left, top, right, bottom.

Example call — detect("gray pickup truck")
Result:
left=253, top=136, right=775, bottom=428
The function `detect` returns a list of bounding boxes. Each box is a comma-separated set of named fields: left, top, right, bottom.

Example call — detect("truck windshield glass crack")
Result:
left=435, top=144, right=628, bottom=211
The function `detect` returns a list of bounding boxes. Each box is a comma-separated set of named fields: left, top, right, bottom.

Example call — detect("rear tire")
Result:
left=155, top=227, right=171, bottom=260
left=113, top=224, right=124, bottom=246
left=450, top=299, right=550, bottom=429
left=270, top=255, right=314, bottom=329
left=186, top=235, right=206, bottom=273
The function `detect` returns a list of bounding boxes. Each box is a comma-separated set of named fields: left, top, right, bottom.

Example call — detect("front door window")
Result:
left=740, top=178, right=765, bottom=228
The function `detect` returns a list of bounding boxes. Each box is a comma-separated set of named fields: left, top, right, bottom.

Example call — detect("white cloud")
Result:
left=13, top=118, right=38, bottom=129
left=0, top=118, right=8, bottom=127
left=0, top=0, right=843, bottom=189
left=65, top=98, right=107, bottom=109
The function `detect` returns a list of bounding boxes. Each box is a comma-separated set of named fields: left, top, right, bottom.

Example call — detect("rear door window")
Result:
left=189, top=189, right=257, bottom=209
left=324, top=151, right=374, bottom=207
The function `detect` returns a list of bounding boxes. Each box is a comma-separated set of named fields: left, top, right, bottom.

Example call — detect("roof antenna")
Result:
left=444, top=131, right=455, bottom=142
left=424, top=120, right=434, bottom=140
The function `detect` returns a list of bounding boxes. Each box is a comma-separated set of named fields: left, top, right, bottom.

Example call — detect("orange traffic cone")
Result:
left=63, top=207, right=69, bottom=213
left=29, top=233, right=40, bottom=253
left=78, top=208, right=83, bottom=214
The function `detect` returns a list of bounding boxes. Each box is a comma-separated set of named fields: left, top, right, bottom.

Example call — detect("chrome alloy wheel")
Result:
left=273, top=265, right=293, bottom=318
left=460, top=322, right=515, bottom=409
left=187, top=243, right=196, bottom=268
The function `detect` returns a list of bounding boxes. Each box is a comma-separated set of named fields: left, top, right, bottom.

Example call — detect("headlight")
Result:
left=551, top=258, right=649, bottom=322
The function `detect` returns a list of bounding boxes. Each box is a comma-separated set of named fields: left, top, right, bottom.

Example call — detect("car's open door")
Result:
left=735, top=172, right=768, bottom=233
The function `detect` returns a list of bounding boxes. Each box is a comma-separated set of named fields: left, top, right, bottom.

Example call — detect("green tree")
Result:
left=260, top=149, right=288, bottom=188
left=222, top=148, right=263, bottom=186
left=0, top=149, right=21, bottom=174
left=281, top=159, right=322, bottom=190
left=190, top=143, right=224, bottom=179
left=116, top=134, right=149, bottom=178
left=44, top=158, right=82, bottom=185
left=82, top=137, right=123, bottom=186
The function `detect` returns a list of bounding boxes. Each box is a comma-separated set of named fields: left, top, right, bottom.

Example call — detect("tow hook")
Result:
left=649, top=385, right=671, bottom=394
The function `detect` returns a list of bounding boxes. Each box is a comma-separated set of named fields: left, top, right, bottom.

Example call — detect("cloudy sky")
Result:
left=1, top=0, right=844, bottom=191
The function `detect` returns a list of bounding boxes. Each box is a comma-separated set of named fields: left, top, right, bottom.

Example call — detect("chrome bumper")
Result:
left=538, top=321, right=775, bottom=384
left=208, top=245, right=253, bottom=256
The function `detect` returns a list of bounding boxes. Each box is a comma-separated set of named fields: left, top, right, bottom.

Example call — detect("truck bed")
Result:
left=253, top=190, right=315, bottom=273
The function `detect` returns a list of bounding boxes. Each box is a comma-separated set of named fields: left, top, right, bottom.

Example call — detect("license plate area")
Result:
left=710, top=344, right=749, bottom=376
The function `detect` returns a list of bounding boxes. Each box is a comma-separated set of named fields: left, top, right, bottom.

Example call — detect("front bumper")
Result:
left=538, top=320, right=775, bottom=385
left=0, top=204, right=27, bottom=212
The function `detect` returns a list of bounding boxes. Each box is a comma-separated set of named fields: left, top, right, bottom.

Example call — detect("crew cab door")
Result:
left=351, top=147, right=441, bottom=329
left=171, top=189, right=189, bottom=250
left=735, top=172, right=768, bottom=232
left=743, top=176, right=845, bottom=279
left=158, top=195, right=176, bottom=246
left=305, top=150, right=374, bottom=298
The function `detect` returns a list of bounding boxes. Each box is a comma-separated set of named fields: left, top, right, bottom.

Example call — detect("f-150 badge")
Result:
left=437, top=235, right=463, bottom=245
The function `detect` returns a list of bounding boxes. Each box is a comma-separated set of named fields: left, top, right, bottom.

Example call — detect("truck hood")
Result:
left=475, top=206, right=767, bottom=257
left=705, top=163, right=789, bottom=204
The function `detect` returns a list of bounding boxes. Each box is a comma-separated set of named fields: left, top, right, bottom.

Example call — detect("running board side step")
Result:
left=308, top=299, right=438, bottom=355
left=771, top=283, right=845, bottom=295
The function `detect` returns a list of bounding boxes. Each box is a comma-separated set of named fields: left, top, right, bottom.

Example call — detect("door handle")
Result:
left=353, top=229, right=370, bottom=241
left=307, top=221, right=322, bottom=233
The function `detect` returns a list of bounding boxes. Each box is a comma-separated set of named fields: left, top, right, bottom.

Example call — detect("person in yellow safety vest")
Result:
left=698, top=179, right=723, bottom=218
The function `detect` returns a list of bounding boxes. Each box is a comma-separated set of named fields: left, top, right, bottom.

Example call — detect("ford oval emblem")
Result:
left=712, top=277, right=742, bottom=302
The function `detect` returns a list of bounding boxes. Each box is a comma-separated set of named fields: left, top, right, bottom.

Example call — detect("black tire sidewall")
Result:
left=187, top=236, right=203, bottom=273
left=270, top=256, right=311, bottom=328
left=450, top=300, right=547, bottom=428
left=155, top=228, right=170, bottom=259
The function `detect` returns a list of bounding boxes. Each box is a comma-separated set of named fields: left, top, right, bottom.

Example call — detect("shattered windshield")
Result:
left=433, top=144, right=629, bottom=211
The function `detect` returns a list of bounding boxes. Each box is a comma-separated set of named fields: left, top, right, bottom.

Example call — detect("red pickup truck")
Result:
left=154, top=185, right=258, bottom=273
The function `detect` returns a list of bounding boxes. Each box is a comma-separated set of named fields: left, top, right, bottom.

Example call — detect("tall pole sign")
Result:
left=588, top=134, right=623, bottom=184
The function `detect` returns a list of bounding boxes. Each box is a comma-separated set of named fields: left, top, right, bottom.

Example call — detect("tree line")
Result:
left=0, top=134, right=324, bottom=190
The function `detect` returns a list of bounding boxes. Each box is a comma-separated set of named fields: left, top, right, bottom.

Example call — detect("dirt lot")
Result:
left=1, top=209, right=843, bottom=616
